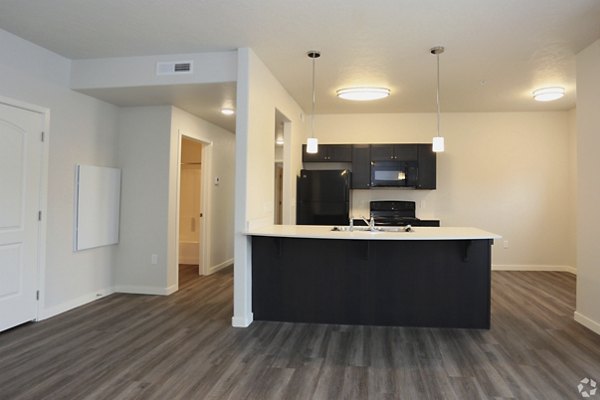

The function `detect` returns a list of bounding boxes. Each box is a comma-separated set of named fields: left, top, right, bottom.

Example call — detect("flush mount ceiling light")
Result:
left=306, top=50, right=321, bottom=154
left=221, top=107, right=235, bottom=115
left=336, top=87, right=391, bottom=101
left=431, top=46, right=445, bottom=153
left=532, top=87, right=565, bottom=102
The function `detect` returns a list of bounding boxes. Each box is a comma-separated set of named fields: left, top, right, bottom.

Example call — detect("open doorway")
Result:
left=274, top=110, right=291, bottom=224
left=274, top=119, right=284, bottom=225
left=179, top=137, right=205, bottom=285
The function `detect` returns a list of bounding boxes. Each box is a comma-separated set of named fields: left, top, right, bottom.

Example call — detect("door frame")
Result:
left=176, top=130, right=212, bottom=279
left=0, top=95, right=50, bottom=321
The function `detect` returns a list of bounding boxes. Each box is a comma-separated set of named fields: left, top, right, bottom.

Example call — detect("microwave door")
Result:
left=372, top=163, right=407, bottom=187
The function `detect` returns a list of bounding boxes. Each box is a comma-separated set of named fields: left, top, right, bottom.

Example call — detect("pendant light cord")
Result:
left=311, top=54, right=316, bottom=139
left=436, top=52, right=440, bottom=137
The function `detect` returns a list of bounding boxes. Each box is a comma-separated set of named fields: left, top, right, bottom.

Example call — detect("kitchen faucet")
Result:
left=361, top=216, right=377, bottom=231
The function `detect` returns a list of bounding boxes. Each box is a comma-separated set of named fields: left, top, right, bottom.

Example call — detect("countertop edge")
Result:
left=244, top=225, right=502, bottom=241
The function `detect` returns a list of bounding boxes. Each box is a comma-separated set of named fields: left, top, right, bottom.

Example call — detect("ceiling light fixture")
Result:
left=275, top=134, right=284, bottom=146
left=306, top=50, right=321, bottom=154
left=431, top=46, right=445, bottom=153
left=532, top=87, right=565, bottom=102
left=336, top=87, right=391, bottom=101
left=221, top=107, right=235, bottom=115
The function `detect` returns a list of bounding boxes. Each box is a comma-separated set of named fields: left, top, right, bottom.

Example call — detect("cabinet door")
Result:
left=327, top=145, right=352, bottom=162
left=302, top=144, right=328, bottom=162
left=394, top=144, right=418, bottom=161
left=302, top=144, right=352, bottom=162
left=416, top=144, right=436, bottom=189
left=370, top=144, right=395, bottom=160
left=351, top=145, right=371, bottom=189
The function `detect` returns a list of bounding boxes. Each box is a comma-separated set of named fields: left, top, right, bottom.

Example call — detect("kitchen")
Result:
left=248, top=112, right=556, bottom=328
left=233, top=41, right=586, bottom=332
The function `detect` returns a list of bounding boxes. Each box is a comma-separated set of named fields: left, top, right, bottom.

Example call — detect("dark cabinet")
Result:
left=370, top=144, right=417, bottom=161
left=301, top=142, right=436, bottom=190
left=252, top=237, right=365, bottom=324
left=351, top=145, right=371, bottom=189
left=252, top=236, right=492, bottom=328
left=302, top=144, right=352, bottom=162
left=416, top=144, right=436, bottom=189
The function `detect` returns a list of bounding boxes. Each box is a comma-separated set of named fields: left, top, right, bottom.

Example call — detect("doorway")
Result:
left=274, top=163, right=283, bottom=224
left=0, top=99, right=46, bottom=332
left=274, top=110, right=291, bottom=224
left=179, top=137, right=204, bottom=283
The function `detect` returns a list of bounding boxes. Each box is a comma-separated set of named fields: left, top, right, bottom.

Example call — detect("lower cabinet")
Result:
left=252, top=236, right=491, bottom=328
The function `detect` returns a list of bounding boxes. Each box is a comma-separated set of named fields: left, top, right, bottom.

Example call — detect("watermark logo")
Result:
left=578, top=377, right=597, bottom=398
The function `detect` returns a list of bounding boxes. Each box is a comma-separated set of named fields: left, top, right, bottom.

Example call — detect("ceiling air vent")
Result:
left=156, top=61, right=193, bottom=75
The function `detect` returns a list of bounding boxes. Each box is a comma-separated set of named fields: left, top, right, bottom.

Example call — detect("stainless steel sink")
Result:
left=331, top=225, right=414, bottom=233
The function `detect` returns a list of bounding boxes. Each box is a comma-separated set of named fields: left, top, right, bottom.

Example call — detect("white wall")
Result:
left=312, top=112, right=575, bottom=270
left=0, top=29, right=119, bottom=317
left=575, top=38, right=600, bottom=335
left=115, top=105, right=235, bottom=294
left=115, top=106, right=173, bottom=294
left=171, top=106, right=235, bottom=276
left=233, top=48, right=306, bottom=327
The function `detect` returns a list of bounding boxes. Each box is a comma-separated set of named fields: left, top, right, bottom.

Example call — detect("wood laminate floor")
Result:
left=1, top=268, right=599, bottom=400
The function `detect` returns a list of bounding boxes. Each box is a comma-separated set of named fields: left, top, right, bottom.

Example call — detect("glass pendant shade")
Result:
left=306, top=137, right=318, bottom=154
left=432, top=136, right=445, bottom=152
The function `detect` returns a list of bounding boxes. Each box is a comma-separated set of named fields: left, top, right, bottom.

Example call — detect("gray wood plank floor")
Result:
left=1, top=266, right=599, bottom=400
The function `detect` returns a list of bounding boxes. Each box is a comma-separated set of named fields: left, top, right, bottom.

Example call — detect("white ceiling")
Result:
left=1, top=0, right=599, bottom=128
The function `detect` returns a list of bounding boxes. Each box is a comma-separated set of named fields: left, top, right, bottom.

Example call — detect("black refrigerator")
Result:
left=296, top=169, right=351, bottom=225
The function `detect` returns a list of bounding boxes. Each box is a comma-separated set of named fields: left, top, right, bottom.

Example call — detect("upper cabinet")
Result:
left=351, top=145, right=371, bottom=189
left=370, top=144, right=418, bottom=161
left=302, top=144, right=352, bottom=162
left=416, top=144, right=436, bottom=189
left=302, top=142, right=436, bottom=190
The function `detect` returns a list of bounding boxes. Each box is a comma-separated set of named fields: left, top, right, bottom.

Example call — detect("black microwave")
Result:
left=371, top=160, right=418, bottom=187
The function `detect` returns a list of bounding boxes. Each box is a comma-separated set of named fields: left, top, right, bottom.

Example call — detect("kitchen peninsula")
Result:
left=247, top=225, right=500, bottom=329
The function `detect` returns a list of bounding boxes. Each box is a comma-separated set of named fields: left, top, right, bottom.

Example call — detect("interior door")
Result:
left=0, top=102, right=44, bottom=332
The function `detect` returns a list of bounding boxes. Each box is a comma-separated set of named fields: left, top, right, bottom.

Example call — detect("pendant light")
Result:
left=306, top=50, right=320, bottom=154
left=431, top=46, right=445, bottom=153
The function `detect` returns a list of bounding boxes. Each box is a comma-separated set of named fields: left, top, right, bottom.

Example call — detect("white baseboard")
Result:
left=39, top=287, right=114, bottom=320
left=574, top=311, right=600, bottom=336
left=232, top=312, right=254, bottom=328
left=209, top=258, right=234, bottom=274
left=492, top=264, right=576, bottom=275
left=114, top=284, right=177, bottom=296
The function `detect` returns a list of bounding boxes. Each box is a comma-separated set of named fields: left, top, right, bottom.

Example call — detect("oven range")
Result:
left=354, top=200, right=440, bottom=227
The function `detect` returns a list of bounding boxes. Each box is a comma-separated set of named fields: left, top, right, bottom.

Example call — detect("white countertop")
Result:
left=245, top=225, right=501, bottom=241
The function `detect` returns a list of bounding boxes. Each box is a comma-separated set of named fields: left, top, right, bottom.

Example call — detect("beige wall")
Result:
left=312, top=112, right=574, bottom=269
left=575, top=38, right=600, bottom=334
left=233, top=48, right=306, bottom=326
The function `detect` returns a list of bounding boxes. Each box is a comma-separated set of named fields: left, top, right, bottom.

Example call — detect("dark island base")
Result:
left=251, top=237, right=492, bottom=329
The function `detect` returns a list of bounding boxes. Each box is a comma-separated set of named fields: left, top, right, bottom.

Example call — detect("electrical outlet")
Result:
left=151, top=254, right=158, bottom=264
left=503, top=240, right=509, bottom=249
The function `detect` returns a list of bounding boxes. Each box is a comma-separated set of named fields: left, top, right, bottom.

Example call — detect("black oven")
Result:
left=370, top=160, right=418, bottom=187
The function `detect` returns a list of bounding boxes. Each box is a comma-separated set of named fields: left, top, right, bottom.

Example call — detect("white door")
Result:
left=0, top=102, right=44, bottom=332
